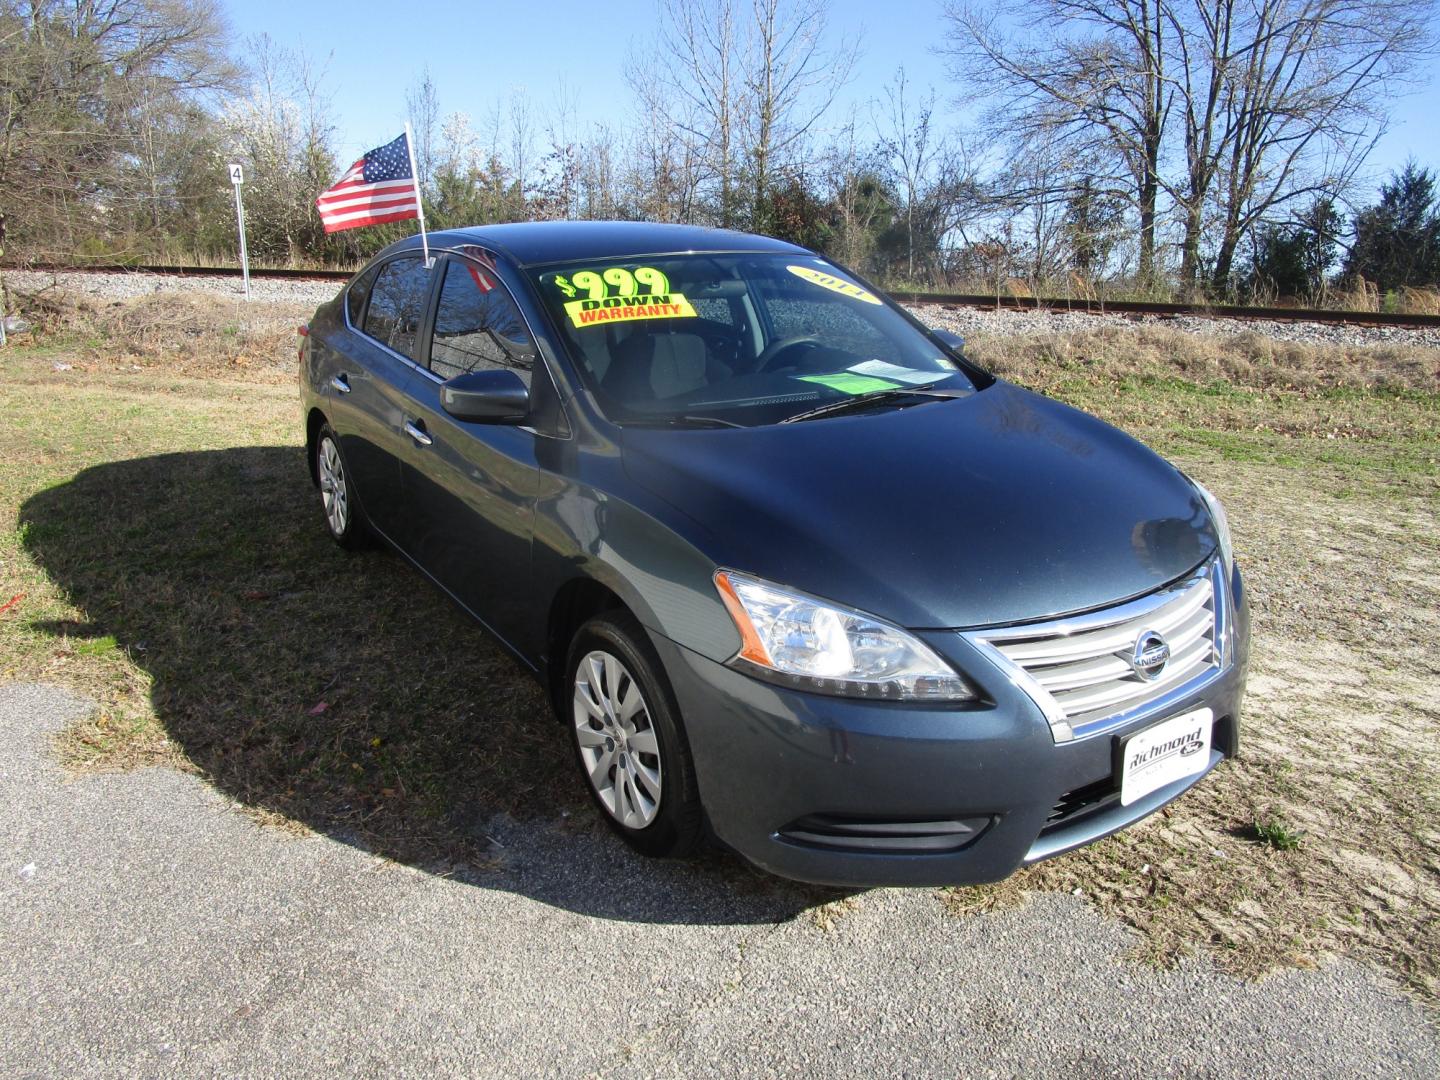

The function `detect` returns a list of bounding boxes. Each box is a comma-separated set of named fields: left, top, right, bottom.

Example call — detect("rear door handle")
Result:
left=330, top=374, right=351, bottom=394
left=404, top=420, right=432, bottom=447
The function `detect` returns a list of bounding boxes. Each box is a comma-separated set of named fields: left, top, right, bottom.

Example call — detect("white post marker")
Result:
left=228, top=162, right=251, bottom=300
left=403, top=123, right=431, bottom=267
left=0, top=214, right=7, bottom=347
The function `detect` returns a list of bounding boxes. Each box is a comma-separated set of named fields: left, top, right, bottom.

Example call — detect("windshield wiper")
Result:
left=625, top=414, right=746, bottom=429
left=779, top=386, right=966, bottom=424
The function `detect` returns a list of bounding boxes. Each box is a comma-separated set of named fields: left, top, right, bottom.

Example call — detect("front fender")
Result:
left=532, top=458, right=739, bottom=664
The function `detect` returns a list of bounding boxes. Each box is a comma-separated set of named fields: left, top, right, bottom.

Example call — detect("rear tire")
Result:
left=566, top=612, right=702, bottom=858
left=314, top=424, right=367, bottom=550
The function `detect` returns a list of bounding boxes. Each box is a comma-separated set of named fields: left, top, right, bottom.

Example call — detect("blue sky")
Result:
left=224, top=0, right=1439, bottom=191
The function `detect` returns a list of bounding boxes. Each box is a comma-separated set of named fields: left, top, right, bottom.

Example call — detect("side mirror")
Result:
left=932, top=327, right=966, bottom=354
left=439, top=369, right=530, bottom=424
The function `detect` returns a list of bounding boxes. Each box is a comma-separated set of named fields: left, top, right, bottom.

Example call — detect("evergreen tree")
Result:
left=1344, top=164, right=1440, bottom=292
left=1248, top=198, right=1343, bottom=302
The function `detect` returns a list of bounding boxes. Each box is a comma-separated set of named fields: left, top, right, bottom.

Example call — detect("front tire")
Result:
left=566, top=612, right=702, bottom=858
left=314, top=424, right=366, bottom=550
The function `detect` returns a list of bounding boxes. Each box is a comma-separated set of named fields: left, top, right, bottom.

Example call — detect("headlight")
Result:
left=1192, top=480, right=1234, bottom=570
left=713, top=570, right=976, bottom=701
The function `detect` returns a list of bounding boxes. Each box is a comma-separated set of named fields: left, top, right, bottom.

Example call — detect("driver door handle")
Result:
left=404, top=419, right=432, bottom=447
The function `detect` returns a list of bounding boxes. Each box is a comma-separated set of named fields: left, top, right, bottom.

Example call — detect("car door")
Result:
left=332, top=255, right=434, bottom=540
left=392, top=253, right=544, bottom=651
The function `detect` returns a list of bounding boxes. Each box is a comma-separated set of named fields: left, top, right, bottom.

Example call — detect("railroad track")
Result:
left=8, top=261, right=1440, bottom=330
left=893, top=290, right=1440, bottom=329
left=7, top=261, right=353, bottom=282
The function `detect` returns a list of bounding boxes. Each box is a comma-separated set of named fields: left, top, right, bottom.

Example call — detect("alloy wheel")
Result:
left=572, top=649, right=663, bottom=829
left=318, top=435, right=349, bottom=537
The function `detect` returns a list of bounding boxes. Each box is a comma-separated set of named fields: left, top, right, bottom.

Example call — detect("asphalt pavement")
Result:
left=3, top=682, right=1435, bottom=1078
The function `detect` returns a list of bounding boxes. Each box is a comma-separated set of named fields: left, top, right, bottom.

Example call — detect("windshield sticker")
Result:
left=796, top=373, right=900, bottom=394
left=848, top=359, right=949, bottom=385
left=551, top=265, right=692, bottom=327
left=564, top=294, right=698, bottom=327
left=786, top=265, right=883, bottom=305
left=554, top=266, right=672, bottom=300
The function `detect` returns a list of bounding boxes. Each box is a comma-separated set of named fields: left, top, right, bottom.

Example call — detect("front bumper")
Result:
left=653, top=564, right=1250, bottom=888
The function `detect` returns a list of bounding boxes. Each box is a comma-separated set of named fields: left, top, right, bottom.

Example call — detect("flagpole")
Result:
left=404, top=122, right=430, bottom=267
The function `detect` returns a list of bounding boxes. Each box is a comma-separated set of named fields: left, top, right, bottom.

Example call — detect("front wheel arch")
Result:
left=545, top=578, right=627, bottom=721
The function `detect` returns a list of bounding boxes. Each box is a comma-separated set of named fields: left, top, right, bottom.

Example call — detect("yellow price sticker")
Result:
left=564, top=293, right=698, bottom=328
left=785, top=264, right=883, bottom=305
left=556, top=265, right=673, bottom=300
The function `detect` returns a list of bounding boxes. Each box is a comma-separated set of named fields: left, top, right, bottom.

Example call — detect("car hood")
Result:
left=620, top=382, right=1217, bottom=629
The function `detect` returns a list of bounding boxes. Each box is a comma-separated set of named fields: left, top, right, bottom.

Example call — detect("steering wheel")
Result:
left=753, top=335, right=821, bottom=372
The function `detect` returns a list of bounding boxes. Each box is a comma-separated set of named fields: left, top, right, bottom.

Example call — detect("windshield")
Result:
left=529, top=254, right=975, bottom=427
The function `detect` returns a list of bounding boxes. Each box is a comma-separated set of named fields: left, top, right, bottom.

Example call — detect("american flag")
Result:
left=315, top=133, right=419, bottom=233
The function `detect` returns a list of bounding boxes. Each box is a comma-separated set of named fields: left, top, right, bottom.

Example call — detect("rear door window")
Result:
left=362, top=257, right=429, bottom=360
left=429, top=259, right=537, bottom=386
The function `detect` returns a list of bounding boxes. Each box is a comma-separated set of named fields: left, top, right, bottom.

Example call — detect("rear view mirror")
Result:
left=439, top=369, right=530, bottom=424
left=686, top=279, right=748, bottom=299
left=932, top=328, right=966, bottom=354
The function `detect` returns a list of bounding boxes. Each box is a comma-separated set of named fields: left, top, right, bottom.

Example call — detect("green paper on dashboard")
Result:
left=796, top=373, right=901, bottom=395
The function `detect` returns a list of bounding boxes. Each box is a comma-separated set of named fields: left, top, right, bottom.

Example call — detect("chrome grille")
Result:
left=965, top=560, right=1227, bottom=742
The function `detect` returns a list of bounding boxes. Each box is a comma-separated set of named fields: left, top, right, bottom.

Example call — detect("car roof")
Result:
left=378, top=220, right=811, bottom=268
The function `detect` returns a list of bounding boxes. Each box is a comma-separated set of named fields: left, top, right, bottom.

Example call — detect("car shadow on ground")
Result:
left=19, top=446, right=844, bottom=925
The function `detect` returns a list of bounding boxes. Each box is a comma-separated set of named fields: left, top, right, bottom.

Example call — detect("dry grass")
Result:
left=91, top=293, right=314, bottom=381
left=808, top=894, right=865, bottom=932
left=6, top=286, right=313, bottom=384
left=1398, top=286, right=1440, bottom=316
left=1325, top=278, right=1440, bottom=316
left=965, top=323, right=1440, bottom=396
left=938, top=878, right=1032, bottom=918
left=1331, top=277, right=1383, bottom=313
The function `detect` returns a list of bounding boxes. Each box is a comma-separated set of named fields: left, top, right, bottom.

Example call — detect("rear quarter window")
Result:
left=345, top=264, right=380, bottom=326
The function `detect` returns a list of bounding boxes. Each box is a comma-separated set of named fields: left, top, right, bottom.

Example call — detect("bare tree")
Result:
left=744, top=0, right=858, bottom=234
left=648, top=0, right=747, bottom=225
left=817, top=111, right=891, bottom=270
left=508, top=90, right=535, bottom=210
left=406, top=68, right=440, bottom=195
left=624, top=123, right=704, bottom=223
left=649, top=0, right=855, bottom=231
left=577, top=125, right=620, bottom=221
left=540, top=80, right=581, bottom=220
left=945, top=0, right=1436, bottom=294
left=1166, top=0, right=1436, bottom=292
left=981, top=143, right=1082, bottom=287
left=875, top=68, right=943, bottom=281
left=220, top=34, right=337, bottom=263
left=0, top=0, right=236, bottom=257
left=942, top=1, right=1172, bottom=282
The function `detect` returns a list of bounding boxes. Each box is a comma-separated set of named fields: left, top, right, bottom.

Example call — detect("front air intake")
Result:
left=777, top=815, right=992, bottom=854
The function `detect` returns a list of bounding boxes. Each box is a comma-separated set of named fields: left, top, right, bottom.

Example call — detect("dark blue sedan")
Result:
left=299, top=222, right=1250, bottom=887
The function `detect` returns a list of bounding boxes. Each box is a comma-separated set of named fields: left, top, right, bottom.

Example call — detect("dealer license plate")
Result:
left=1120, top=708, right=1213, bottom=806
